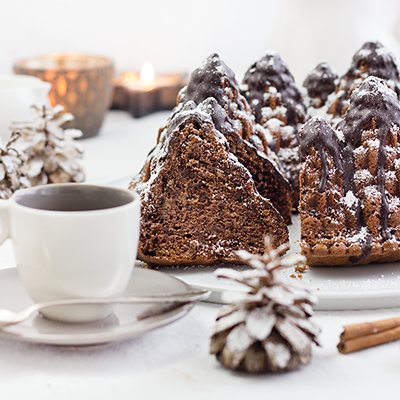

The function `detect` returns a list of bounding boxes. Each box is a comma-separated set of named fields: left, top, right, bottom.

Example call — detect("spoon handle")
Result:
left=0, top=289, right=211, bottom=328
left=27, top=289, right=211, bottom=314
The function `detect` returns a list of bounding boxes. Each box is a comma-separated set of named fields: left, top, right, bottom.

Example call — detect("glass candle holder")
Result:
left=14, top=53, right=114, bottom=139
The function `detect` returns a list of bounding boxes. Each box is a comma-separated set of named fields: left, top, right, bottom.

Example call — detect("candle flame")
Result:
left=140, top=62, right=155, bottom=83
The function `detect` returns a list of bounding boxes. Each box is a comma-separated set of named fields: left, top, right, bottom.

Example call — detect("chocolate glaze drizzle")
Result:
left=301, top=76, right=400, bottom=262
left=168, top=101, right=203, bottom=133
left=299, top=116, right=342, bottom=193
left=338, top=76, right=399, bottom=242
left=178, top=53, right=244, bottom=118
left=165, top=53, right=243, bottom=147
left=166, top=99, right=237, bottom=156
left=168, top=101, right=224, bottom=140
left=241, top=52, right=305, bottom=127
left=335, top=41, right=400, bottom=116
left=303, top=62, right=338, bottom=105
left=197, top=98, right=236, bottom=136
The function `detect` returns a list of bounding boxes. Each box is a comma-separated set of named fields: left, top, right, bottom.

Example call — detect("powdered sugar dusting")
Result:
left=342, top=190, right=358, bottom=208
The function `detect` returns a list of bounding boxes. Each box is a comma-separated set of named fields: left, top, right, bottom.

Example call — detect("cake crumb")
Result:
left=295, top=265, right=307, bottom=273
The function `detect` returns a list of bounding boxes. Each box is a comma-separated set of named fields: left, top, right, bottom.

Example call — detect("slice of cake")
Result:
left=241, top=52, right=306, bottom=208
left=327, top=41, right=400, bottom=123
left=135, top=53, right=293, bottom=223
left=299, top=76, right=400, bottom=266
left=134, top=101, right=289, bottom=266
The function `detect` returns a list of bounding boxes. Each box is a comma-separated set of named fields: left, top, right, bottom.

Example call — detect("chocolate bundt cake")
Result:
left=133, top=101, right=289, bottom=266
left=299, top=76, right=400, bottom=266
left=241, top=52, right=306, bottom=208
left=135, top=53, right=293, bottom=223
left=327, top=41, right=400, bottom=123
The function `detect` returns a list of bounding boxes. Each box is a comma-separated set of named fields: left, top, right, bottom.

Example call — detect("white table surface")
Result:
left=0, top=110, right=399, bottom=400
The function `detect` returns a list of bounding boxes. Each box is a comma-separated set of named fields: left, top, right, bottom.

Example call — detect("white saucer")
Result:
left=157, top=216, right=400, bottom=311
left=0, top=267, right=195, bottom=346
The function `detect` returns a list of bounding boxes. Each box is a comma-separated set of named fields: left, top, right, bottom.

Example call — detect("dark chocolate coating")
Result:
left=241, top=52, right=305, bottom=127
left=338, top=76, right=399, bottom=243
left=335, top=41, right=400, bottom=116
left=300, top=116, right=342, bottom=192
left=179, top=53, right=244, bottom=117
left=303, top=62, right=338, bottom=105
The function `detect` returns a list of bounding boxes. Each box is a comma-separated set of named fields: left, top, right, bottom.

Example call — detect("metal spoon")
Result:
left=0, top=289, right=211, bottom=328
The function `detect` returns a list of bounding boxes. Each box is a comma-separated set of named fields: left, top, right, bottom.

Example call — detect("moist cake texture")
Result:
left=133, top=53, right=293, bottom=224
left=134, top=102, right=289, bottom=266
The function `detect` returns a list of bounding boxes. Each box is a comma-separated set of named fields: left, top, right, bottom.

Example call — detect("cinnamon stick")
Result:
left=338, top=317, right=400, bottom=354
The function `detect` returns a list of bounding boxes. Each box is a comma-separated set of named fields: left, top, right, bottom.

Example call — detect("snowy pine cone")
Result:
left=0, top=138, right=30, bottom=199
left=10, top=105, right=85, bottom=186
left=210, top=237, right=320, bottom=373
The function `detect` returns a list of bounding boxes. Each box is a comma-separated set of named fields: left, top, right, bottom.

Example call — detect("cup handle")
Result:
left=0, top=200, right=10, bottom=246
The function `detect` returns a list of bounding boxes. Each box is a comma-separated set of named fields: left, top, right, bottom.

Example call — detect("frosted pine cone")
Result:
left=0, top=138, right=30, bottom=199
left=210, top=237, right=320, bottom=373
left=10, top=105, right=85, bottom=186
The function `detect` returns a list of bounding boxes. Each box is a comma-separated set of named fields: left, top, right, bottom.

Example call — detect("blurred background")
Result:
left=2, top=0, right=400, bottom=85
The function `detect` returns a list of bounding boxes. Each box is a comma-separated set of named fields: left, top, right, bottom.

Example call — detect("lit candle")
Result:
left=140, top=62, right=155, bottom=85
left=111, top=63, right=187, bottom=118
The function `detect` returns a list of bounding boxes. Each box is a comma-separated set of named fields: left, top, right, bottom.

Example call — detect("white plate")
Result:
left=157, top=216, right=400, bottom=311
left=0, top=267, right=195, bottom=346
left=99, top=179, right=400, bottom=310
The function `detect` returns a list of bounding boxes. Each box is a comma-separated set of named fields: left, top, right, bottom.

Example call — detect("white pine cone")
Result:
left=0, top=140, right=30, bottom=199
left=210, top=237, right=320, bottom=373
left=9, top=105, right=85, bottom=186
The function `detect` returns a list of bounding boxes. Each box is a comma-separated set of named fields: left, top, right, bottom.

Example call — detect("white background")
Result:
left=1, top=0, right=400, bottom=84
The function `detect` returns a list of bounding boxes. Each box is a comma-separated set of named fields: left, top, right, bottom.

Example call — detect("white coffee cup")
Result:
left=0, top=75, right=51, bottom=142
left=0, top=183, right=140, bottom=323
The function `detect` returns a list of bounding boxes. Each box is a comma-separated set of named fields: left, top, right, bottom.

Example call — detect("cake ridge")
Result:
left=338, top=76, right=400, bottom=246
left=299, top=76, right=400, bottom=266
left=300, top=116, right=343, bottom=193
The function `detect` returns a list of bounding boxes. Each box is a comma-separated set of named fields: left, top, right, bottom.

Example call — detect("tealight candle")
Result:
left=111, top=63, right=187, bottom=118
